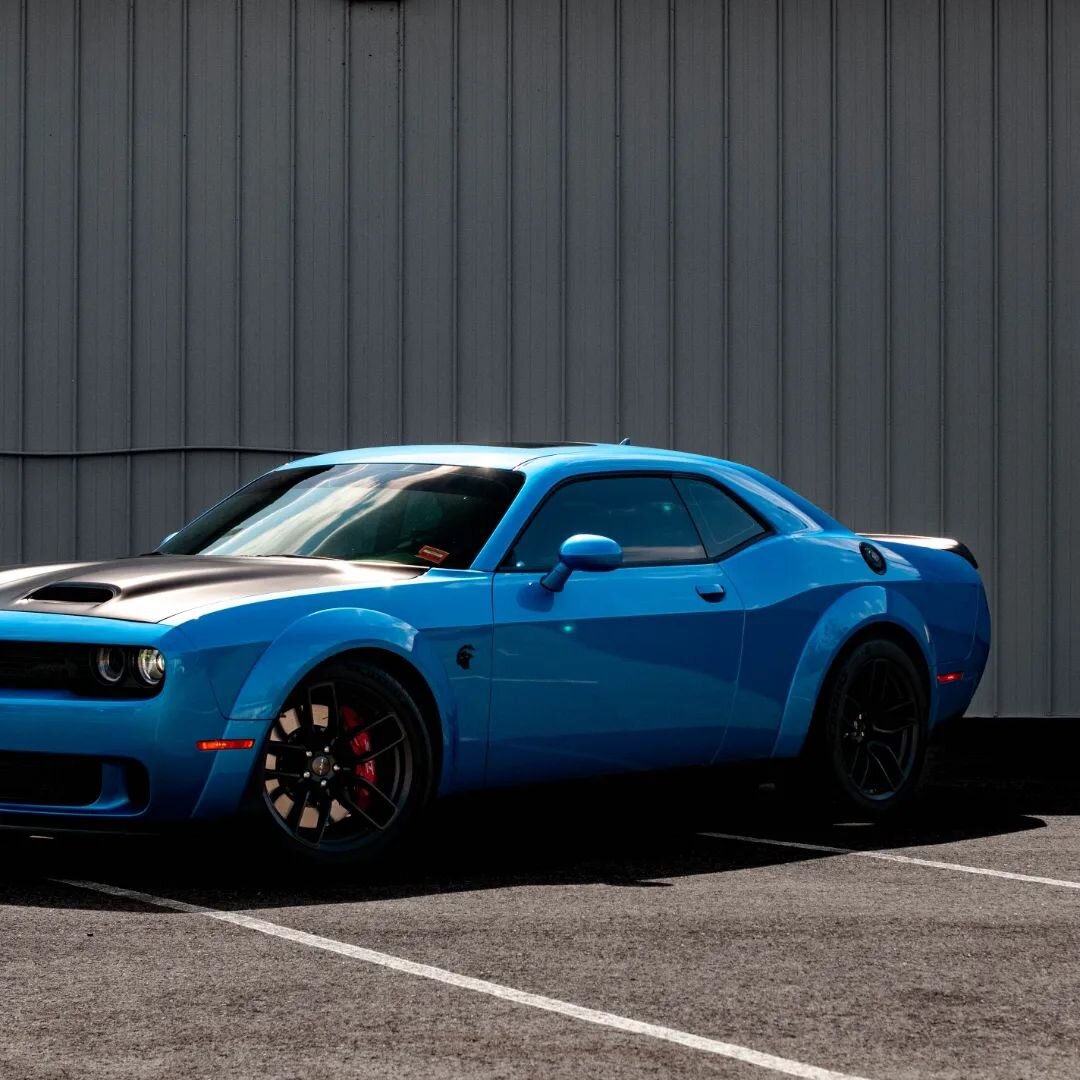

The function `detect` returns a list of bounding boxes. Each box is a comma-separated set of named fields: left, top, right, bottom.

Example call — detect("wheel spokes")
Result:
left=341, top=711, right=397, bottom=744
left=872, top=697, right=918, bottom=735
left=840, top=692, right=867, bottom=724
left=285, top=788, right=308, bottom=833
left=342, top=712, right=405, bottom=764
left=838, top=655, right=922, bottom=799
left=847, top=744, right=872, bottom=791
left=264, top=767, right=306, bottom=782
left=311, top=795, right=333, bottom=845
left=267, top=739, right=309, bottom=756
left=864, top=659, right=887, bottom=705
left=308, top=681, right=342, bottom=738
left=263, top=678, right=411, bottom=847
left=353, top=732, right=406, bottom=766
left=340, top=778, right=399, bottom=831
left=865, top=740, right=906, bottom=792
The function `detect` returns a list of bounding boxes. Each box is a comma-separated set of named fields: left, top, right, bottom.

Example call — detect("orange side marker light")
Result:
left=196, top=739, right=256, bottom=752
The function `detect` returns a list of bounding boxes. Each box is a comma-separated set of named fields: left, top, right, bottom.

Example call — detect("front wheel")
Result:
left=254, top=660, right=434, bottom=867
left=806, top=639, right=929, bottom=817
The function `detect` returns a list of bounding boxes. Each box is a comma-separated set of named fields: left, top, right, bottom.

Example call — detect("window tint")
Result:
left=160, top=463, right=523, bottom=570
left=506, top=476, right=706, bottom=570
left=673, top=477, right=766, bottom=558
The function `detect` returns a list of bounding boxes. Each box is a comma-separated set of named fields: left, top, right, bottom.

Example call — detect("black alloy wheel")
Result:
left=258, top=661, right=433, bottom=865
left=814, top=638, right=929, bottom=816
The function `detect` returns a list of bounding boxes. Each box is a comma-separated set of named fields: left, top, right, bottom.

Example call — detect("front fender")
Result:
left=229, top=604, right=455, bottom=724
left=227, top=607, right=458, bottom=786
left=770, top=586, right=936, bottom=760
left=192, top=607, right=460, bottom=820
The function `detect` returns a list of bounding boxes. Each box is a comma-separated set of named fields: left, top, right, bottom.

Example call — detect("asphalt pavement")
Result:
left=2, top=717, right=1080, bottom=1080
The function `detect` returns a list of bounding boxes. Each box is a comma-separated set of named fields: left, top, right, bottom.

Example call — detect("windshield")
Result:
left=159, top=463, right=524, bottom=569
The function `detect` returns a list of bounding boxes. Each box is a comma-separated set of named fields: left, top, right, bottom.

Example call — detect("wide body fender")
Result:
left=769, top=585, right=937, bottom=761
left=193, top=607, right=462, bottom=818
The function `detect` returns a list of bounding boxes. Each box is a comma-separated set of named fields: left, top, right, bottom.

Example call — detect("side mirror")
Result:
left=158, top=532, right=178, bottom=549
left=540, top=534, right=623, bottom=592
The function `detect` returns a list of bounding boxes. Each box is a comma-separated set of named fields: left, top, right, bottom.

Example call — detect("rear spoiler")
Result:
left=859, top=534, right=979, bottom=570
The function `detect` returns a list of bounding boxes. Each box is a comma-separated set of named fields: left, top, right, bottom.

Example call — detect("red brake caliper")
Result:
left=341, top=705, right=375, bottom=811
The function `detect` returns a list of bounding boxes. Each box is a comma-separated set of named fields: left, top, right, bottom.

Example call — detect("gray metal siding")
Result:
left=0, top=0, right=1074, bottom=717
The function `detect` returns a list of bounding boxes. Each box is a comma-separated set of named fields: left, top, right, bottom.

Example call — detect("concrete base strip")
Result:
left=57, top=877, right=872, bottom=1080
left=701, top=832, right=1080, bottom=891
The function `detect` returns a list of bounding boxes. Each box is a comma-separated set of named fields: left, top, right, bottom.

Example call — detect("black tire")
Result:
left=803, top=638, right=929, bottom=818
left=252, top=659, right=434, bottom=868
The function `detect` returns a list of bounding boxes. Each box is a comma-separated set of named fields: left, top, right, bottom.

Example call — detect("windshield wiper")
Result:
left=244, top=554, right=422, bottom=569
left=246, top=553, right=342, bottom=562
left=348, top=559, right=424, bottom=570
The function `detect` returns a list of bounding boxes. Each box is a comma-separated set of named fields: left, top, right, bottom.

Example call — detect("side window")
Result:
left=673, top=477, right=767, bottom=559
left=505, top=476, right=706, bottom=570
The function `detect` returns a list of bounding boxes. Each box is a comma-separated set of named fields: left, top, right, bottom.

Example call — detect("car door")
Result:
left=486, top=473, right=758, bottom=785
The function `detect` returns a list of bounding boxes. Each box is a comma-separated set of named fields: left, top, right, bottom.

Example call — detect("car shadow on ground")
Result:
left=3, top=716, right=1074, bottom=914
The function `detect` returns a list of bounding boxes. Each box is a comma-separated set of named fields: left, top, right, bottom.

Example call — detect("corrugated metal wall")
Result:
left=0, top=0, right=1075, bottom=717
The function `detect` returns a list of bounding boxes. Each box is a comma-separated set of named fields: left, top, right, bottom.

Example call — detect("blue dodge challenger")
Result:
left=0, top=443, right=989, bottom=865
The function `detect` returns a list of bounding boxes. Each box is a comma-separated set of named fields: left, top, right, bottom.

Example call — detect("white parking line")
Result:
left=700, top=832, right=1080, bottom=891
left=57, top=877, right=871, bottom=1080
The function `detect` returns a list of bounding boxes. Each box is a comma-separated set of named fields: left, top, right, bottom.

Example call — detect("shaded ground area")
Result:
left=0, top=716, right=1077, bottom=1080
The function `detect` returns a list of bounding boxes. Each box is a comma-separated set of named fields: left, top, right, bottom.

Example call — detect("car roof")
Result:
left=277, top=442, right=846, bottom=536
left=279, top=442, right=727, bottom=474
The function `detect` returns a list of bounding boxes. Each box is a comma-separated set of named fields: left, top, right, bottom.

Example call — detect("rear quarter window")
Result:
left=674, top=477, right=767, bottom=559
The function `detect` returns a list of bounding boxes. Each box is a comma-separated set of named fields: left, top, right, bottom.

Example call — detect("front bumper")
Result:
left=0, top=612, right=268, bottom=826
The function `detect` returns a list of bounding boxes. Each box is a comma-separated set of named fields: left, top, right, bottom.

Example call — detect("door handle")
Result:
left=695, top=583, right=726, bottom=603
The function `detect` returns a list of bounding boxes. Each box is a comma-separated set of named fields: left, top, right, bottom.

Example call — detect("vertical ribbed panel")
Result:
left=996, top=0, right=1050, bottom=716
left=1051, top=0, right=1080, bottom=716
left=671, top=0, right=726, bottom=457
left=0, top=1, right=26, bottom=562
left=22, top=0, right=78, bottom=562
left=0, top=0, right=1073, bottom=717
left=130, top=0, right=184, bottom=552
left=186, top=0, right=240, bottom=521
left=401, top=0, right=455, bottom=441
left=779, top=0, right=832, bottom=510
left=346, top=1, right=401, bottom=448
left=834, top=0, right=887, bottom=532
left=726, top=0, right=781, bottom=477
left=564, top=0, right=617, bottom=442
left=509, top=0, right=563, bottom=440
left=618, top=0, right=672, bottom=448
left=457, top=0, right=510, bottom=442
left=942, top=0, right=997, bottom=714
left=889, top=0, right=942, bottom=536
left=76, top=0, right=131, bottom=560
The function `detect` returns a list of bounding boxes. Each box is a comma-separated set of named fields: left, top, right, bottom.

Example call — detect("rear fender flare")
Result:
left=770, top=586, right=936, bottom=760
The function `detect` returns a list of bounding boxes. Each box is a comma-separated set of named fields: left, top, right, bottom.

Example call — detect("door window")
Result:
left=673, top=477, right=767, bottom=559
left=504, top=476, right=706, bottom=570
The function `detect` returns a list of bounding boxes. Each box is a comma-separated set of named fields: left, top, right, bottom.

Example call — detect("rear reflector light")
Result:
left=196, top=739, right=255, bottom=752
left=936, top=671, right=964, bottom=684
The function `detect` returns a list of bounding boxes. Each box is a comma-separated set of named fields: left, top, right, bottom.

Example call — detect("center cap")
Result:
left=310, top=754, right=334, bottom=779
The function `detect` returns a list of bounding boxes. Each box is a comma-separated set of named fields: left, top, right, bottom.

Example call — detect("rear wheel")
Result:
left=256, top=660, right=434, bottom=867
left=807, top=638, right=928, bottom=817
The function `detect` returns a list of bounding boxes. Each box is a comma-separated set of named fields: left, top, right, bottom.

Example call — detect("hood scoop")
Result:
left=24, top=582, right=118, bottom=605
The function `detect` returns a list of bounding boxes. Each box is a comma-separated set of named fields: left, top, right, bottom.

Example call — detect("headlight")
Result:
left=93, top=646, right=127, bottom=685
left=134, top=647, right=166, bottom=686
left=88, top=645, right=166, bottom=694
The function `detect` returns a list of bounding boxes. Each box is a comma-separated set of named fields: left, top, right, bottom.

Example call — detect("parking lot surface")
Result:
left=2, top=719, right=1079, bottom=1080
